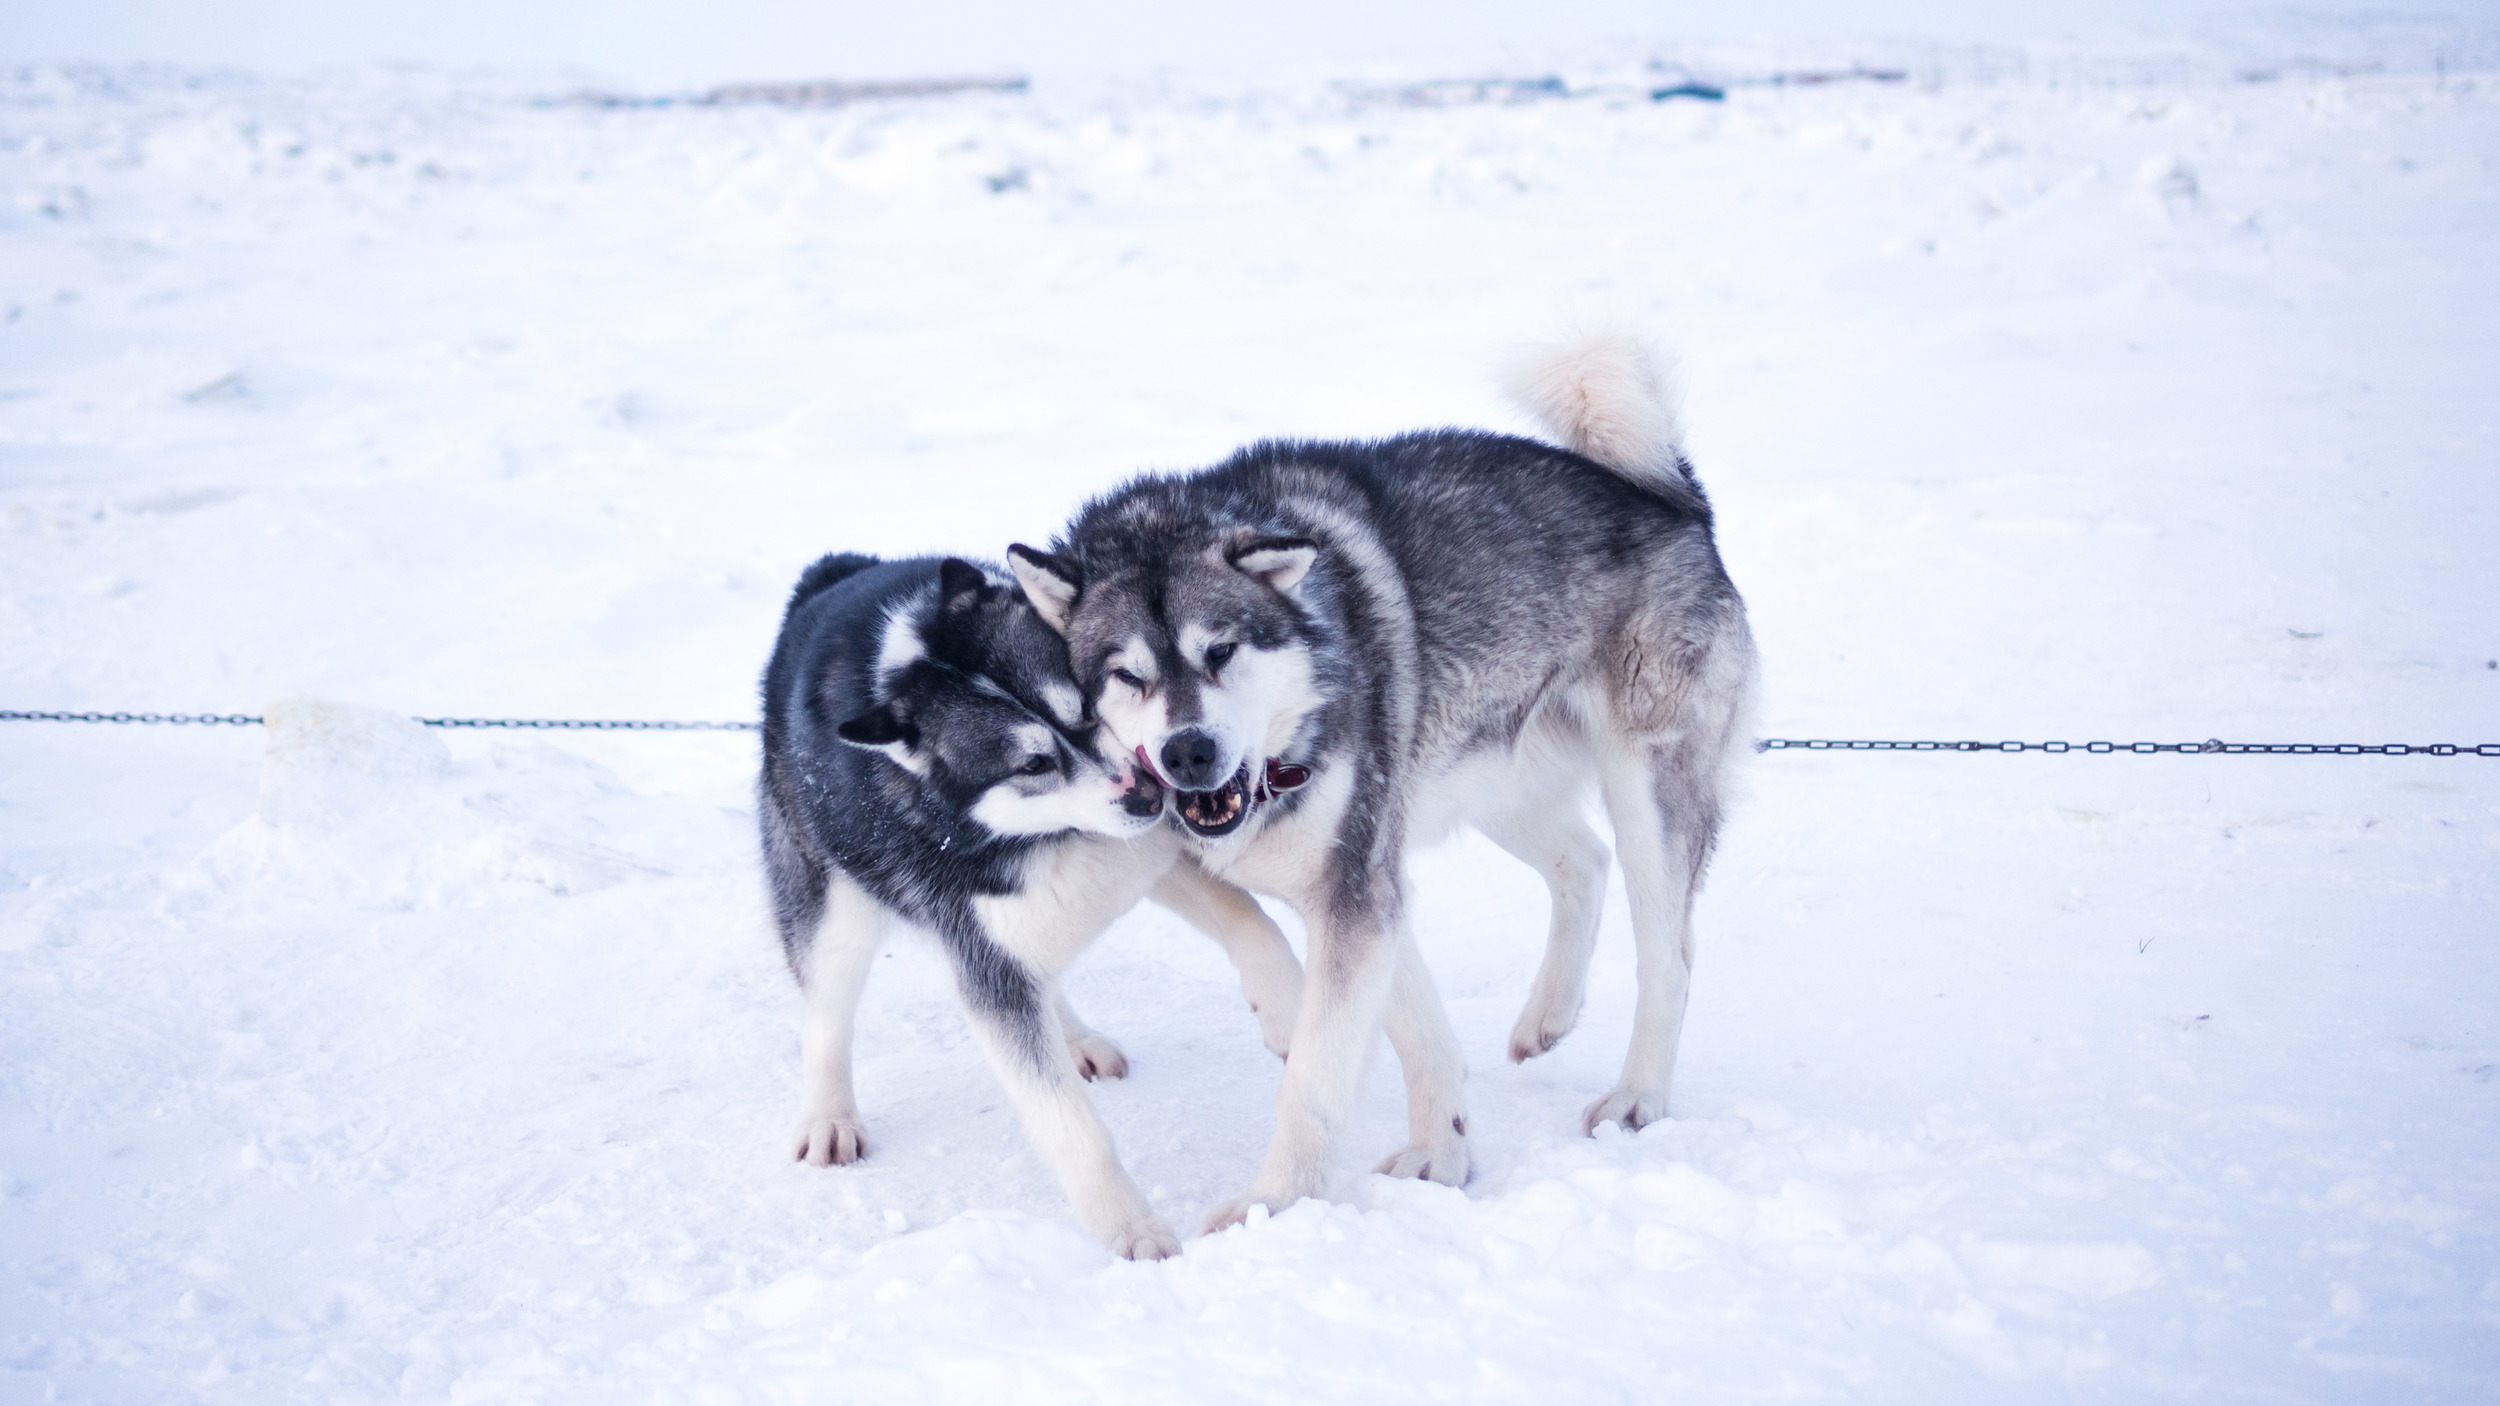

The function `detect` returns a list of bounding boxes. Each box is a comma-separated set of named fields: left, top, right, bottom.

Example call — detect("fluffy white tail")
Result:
left=1502, top=328, right=1687, bottom=488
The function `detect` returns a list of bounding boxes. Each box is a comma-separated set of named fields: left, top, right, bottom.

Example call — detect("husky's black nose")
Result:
left=1160, top=728, right=1227, bottom=791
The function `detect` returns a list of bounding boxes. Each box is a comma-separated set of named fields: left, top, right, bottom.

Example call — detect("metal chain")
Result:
left=1755, top=737, right=2500, bottom=757
left=414, top=717, right=758, bottom=732
left=0, top=709, right=756, bottom=732
left=5, top=712, right=2490, bottom=755
left=2, top=709, right=267, bottom=726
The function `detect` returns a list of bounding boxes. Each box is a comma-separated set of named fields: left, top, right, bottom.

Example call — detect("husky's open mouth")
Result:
left=1174, top=764, right=1254, bottom=838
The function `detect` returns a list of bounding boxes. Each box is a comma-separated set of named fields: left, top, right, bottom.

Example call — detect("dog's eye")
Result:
left=1018, top=754, right=1056, bottom=776
left=1108, top=668, right=1145, bottom=690
left=1204, top=642, right=1237, bottom=673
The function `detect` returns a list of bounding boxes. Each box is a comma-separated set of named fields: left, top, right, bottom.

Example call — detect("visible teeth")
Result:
left=1183, top=779, right=1246, bottom=829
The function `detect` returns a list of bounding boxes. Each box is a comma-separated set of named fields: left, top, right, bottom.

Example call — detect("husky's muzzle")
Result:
left=1174, top=762, right=1254, bottom=837
left=1161, top=753, right=1311, bottom=840
left=1149, top=727, right=1260, bottom=838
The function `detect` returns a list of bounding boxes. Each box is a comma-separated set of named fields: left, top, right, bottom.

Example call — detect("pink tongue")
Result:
left=1135, top=745, right=1162, bottom=786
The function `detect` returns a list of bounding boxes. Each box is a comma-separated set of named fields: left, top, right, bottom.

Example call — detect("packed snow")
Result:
left=3, top=22, right=2498, bottom=1403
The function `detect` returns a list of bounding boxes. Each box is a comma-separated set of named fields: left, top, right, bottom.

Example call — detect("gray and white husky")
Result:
left=1008, top=332, right=1756, bottom=1226
left=758, top=553, right=1303, bottom=1258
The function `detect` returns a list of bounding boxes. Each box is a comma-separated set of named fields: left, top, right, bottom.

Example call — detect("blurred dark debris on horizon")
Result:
left=550, top=62, right=1909, bottom=119
left=546, top=74, right=1029, bottom=110
left=2231, top=57, right=2387, bottom=82
left=1341, top=25, right=2500, bottom=107
left=1754, top=64, right=1911, bottom=87
left=1348, top=75, right=1570, bottom=107
left=530, top=23, right=2500, bottom=118
left=1338, top=65, right=1915, bottom=109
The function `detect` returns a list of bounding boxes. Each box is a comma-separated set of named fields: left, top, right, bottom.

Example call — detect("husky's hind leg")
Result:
left=1480, top=796, right=1610, bottom=1063
left=1584, top=736, right=1725, bottom=1135
left=792, top=871, right=885, bottom=1165
left=1581, top=595, right=1751, bottom=1134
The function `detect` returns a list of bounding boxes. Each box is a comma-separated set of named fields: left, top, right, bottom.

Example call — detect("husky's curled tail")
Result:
left=1503, top=329, right=1699, bottom=501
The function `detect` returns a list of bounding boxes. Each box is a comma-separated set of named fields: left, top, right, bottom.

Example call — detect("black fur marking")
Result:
left=938, top=557, right=989, bottom=616
left=835, top=705, right=915, bottom=748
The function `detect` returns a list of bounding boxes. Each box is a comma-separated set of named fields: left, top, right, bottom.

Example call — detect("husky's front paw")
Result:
left=793, top=1112, right=869, bottom=1166
left=1374, top=1129, right=1471, bottom=1186
left=1249, top=990, right=1299, bottom=1060
left=1103, top=1215, right=1182, bottom=1261
left=1581, top=1086, right=1670, bottom=1135
left=1506, top=990, right=1582, bottom=1063
left=1240, top=959, right=1303, bottom=1060
left=1068, top=1032, right=1129, bottom=1081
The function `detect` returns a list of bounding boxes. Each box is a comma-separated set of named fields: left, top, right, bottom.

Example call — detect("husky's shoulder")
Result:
left=785, top=552, right=883, bottom=614
left=773, top=553, right=928, bottom=650
left=763, top=556, right=950, bottom=745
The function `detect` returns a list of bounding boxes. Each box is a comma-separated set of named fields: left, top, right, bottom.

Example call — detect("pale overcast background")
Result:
left=11, top=0, right=2498, bottom=85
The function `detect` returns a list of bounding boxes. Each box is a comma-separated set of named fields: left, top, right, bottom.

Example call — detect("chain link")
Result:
left=1, top=709, right=756, bottom=732
left=6, top=711, right=2490, bottom=755
left=1755, top=737, right=2500, bottom=757
left=413, top=717, right=758, bottom=732
left=2, top=709, right=266, bottom=726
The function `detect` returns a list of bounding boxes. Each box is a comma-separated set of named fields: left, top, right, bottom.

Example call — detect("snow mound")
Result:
left=195, top=698, right=749, bottom=907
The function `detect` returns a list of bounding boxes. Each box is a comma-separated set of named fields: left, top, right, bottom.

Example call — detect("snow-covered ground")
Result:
left=4, top=25, right=2498, bottom=1402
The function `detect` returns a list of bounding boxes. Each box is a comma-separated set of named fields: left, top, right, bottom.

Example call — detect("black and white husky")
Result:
left=1007, top=332, right=1757, bottom=1227
left=757, top=553, right=1303, bottom=1258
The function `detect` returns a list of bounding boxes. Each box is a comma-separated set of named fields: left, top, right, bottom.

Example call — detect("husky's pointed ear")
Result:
left=937, top=558, right=989, bottom=617
left=834, top=704, right=926, bottom=773
left=1230, top=536, right=1317, bottom=594
left=1006, top=543, right=1080, bottom=634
